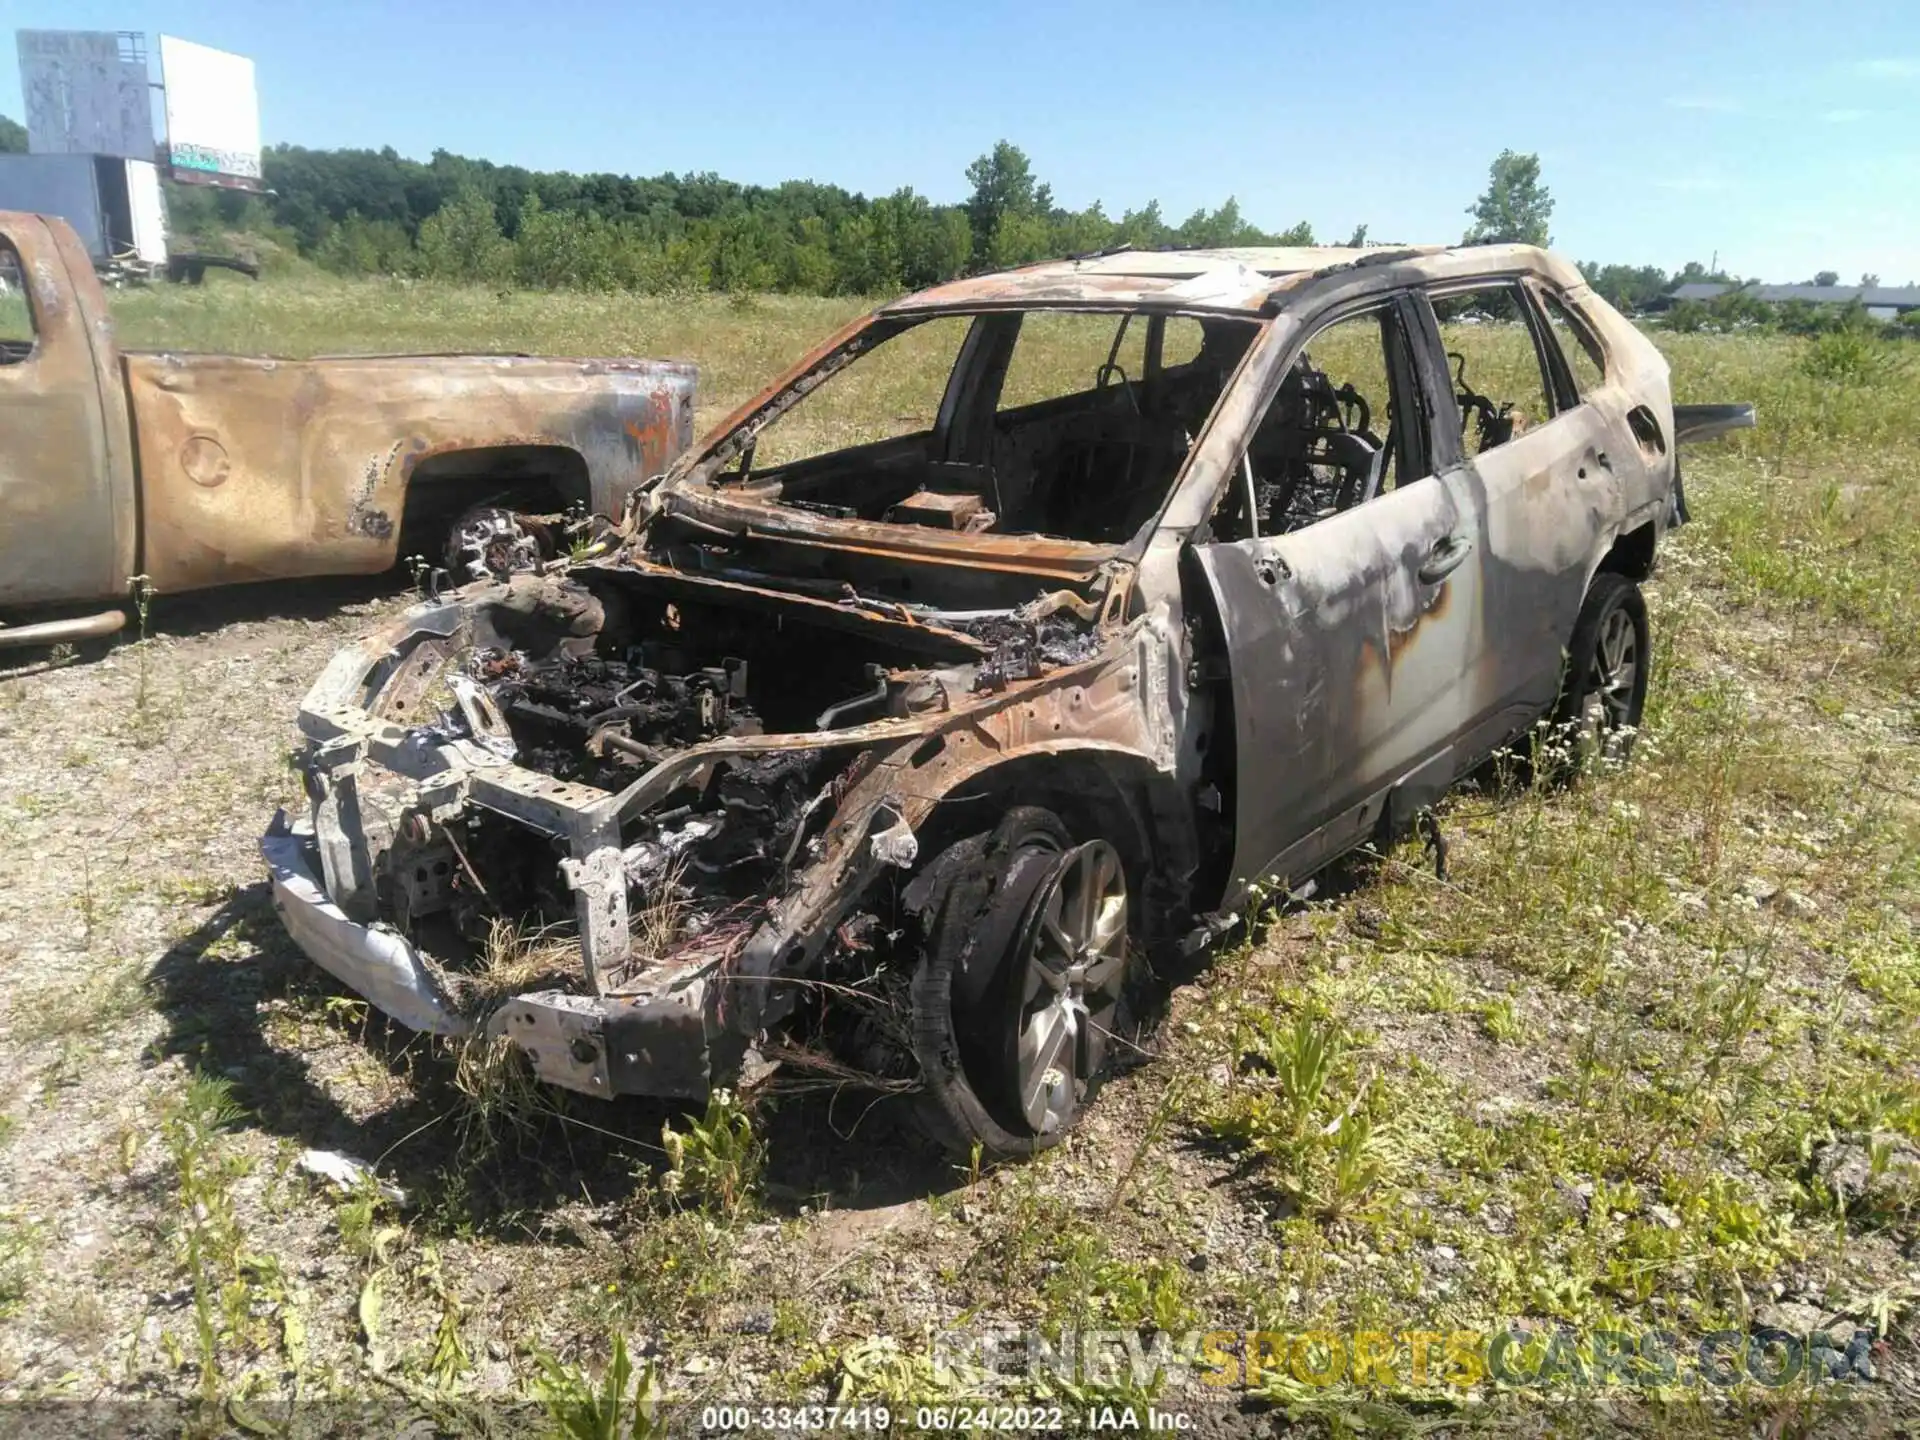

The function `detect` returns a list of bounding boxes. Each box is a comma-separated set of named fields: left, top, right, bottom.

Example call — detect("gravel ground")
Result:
left=0, top=579, right=1268, bottom=1413
left=2, top=551, right=1915, bottom=1436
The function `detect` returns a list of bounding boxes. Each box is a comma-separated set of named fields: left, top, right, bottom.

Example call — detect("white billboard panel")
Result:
left=17, top=30, right=155, bottom=162
left=158, top=35, right=262, bottom=187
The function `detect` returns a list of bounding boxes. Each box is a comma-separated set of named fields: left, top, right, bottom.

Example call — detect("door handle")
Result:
left=1417, top=532, right=1473, bottom=584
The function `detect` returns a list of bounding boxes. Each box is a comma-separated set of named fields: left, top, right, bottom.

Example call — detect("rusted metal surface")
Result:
left=880, top=246, right=1401, bottom=315
left=126, top=351, right=696, bottom=593
left=0, top=211, right=138, bottom=609
left=657, top=482, right=1116, bottom=583
left=275, top=561, right=1171, bottom=1077
left=267, top=239, right=1749, bottom=1137
left=0, top=208, right=697, bottom=615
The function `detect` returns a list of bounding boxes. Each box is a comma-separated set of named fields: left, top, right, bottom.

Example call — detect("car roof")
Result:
left=881, top=242, right=1578, bottom=316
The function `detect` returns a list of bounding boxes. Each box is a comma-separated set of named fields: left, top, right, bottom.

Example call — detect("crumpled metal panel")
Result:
left=262, top=814, right=471, bottom=1037
left=125, top=351, right=697, bottom=594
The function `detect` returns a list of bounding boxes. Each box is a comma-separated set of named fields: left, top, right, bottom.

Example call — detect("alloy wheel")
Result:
left=1007, top=839, right=1129, bottom=1135
left=1580, top=605, right=1640, bottom=757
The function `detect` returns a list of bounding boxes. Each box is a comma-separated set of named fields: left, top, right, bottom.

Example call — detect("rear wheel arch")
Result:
left=1594, top=518, right=1658, bottom=583
left=395, top=443, right=592, bottom=563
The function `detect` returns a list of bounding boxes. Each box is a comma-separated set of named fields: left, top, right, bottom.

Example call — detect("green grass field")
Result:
left=108, top=273, right=871, bottom=437
left=0, top=272, right=1913, bottom=1430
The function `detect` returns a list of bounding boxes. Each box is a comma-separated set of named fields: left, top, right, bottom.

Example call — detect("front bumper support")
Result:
left=263, top=812, right=470, bottom=1036
left=261, top=812, right=729, bottom=1099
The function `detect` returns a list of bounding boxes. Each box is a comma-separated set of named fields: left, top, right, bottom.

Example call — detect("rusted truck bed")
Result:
left=121, top=350, right=695, bottom=594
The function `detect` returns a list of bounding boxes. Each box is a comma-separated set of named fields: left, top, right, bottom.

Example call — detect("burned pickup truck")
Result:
left=266, top=243, right=1752, bottom=1157
left=0, top=210, right=695, bottom=648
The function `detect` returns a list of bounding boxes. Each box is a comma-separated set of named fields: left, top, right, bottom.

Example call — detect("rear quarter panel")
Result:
left=124, top=352, right=695, bottom=593
left=1564, top=283, right=1675, bottom=543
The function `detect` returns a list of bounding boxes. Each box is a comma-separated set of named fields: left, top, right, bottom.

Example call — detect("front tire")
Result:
left=910, top=807, right=1133, bottom=1159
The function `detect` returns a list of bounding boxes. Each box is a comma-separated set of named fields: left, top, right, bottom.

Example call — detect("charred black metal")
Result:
left=816, top=664, right=891, bottom=730
left=479, top=648, right=757, bottom=786
left=962, top=612, right=1102, bottom=692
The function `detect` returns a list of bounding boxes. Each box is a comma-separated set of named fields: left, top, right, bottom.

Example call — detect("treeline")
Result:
left=133, top=133, right=1920, bottom=326
left=164, top=139, right=1321, bottom=296
left=1572, top=261, right=1918, bottom=335
left=1577, top=262, right=1720, bottom=313
left=1661, top=288, right=1920, bottom=337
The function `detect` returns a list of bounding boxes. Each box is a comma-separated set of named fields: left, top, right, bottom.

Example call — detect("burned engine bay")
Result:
left=278, top=554, right=1158, bottom=1100
left=359, top=574, right=964, bottom=973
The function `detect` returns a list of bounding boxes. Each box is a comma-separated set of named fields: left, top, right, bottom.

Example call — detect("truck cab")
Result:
left=0, top=212, right=137, bottom=618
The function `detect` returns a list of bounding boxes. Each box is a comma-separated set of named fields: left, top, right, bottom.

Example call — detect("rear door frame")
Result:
left=1404, top=275, right=1623, bottom=752
left=1524, top=276, right=1668, bottom=541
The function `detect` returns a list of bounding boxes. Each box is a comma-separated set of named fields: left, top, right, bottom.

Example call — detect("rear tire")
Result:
left=443, top=505, right=555, bottom=583
left=1545, top=572, right=1649, bottom=777
left=910, top=807, right=1133, bottom=1159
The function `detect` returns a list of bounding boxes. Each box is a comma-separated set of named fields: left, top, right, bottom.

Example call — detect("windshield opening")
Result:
left=714, top=308, right=1260, bottom=546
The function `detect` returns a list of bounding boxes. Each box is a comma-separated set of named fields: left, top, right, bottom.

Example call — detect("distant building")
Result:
left=1664, top=282, right=1920, bottom=321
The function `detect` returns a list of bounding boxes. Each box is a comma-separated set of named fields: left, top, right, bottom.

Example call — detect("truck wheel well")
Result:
left=1597, top=520, right=1657, bottom=582
left=396, top=444, right=591, bottom=564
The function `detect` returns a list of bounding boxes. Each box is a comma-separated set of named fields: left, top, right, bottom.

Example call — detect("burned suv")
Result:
left=265, top=244, right=1750, bottom=1157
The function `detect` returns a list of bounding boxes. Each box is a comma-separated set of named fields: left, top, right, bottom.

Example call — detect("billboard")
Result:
left=17, top=30, right=155, bottom=162
left=158, top=35, right=262, bottom=188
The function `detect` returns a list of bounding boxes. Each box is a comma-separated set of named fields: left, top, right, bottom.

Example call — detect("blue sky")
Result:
left=6, top=0, right=1916, bottom=283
